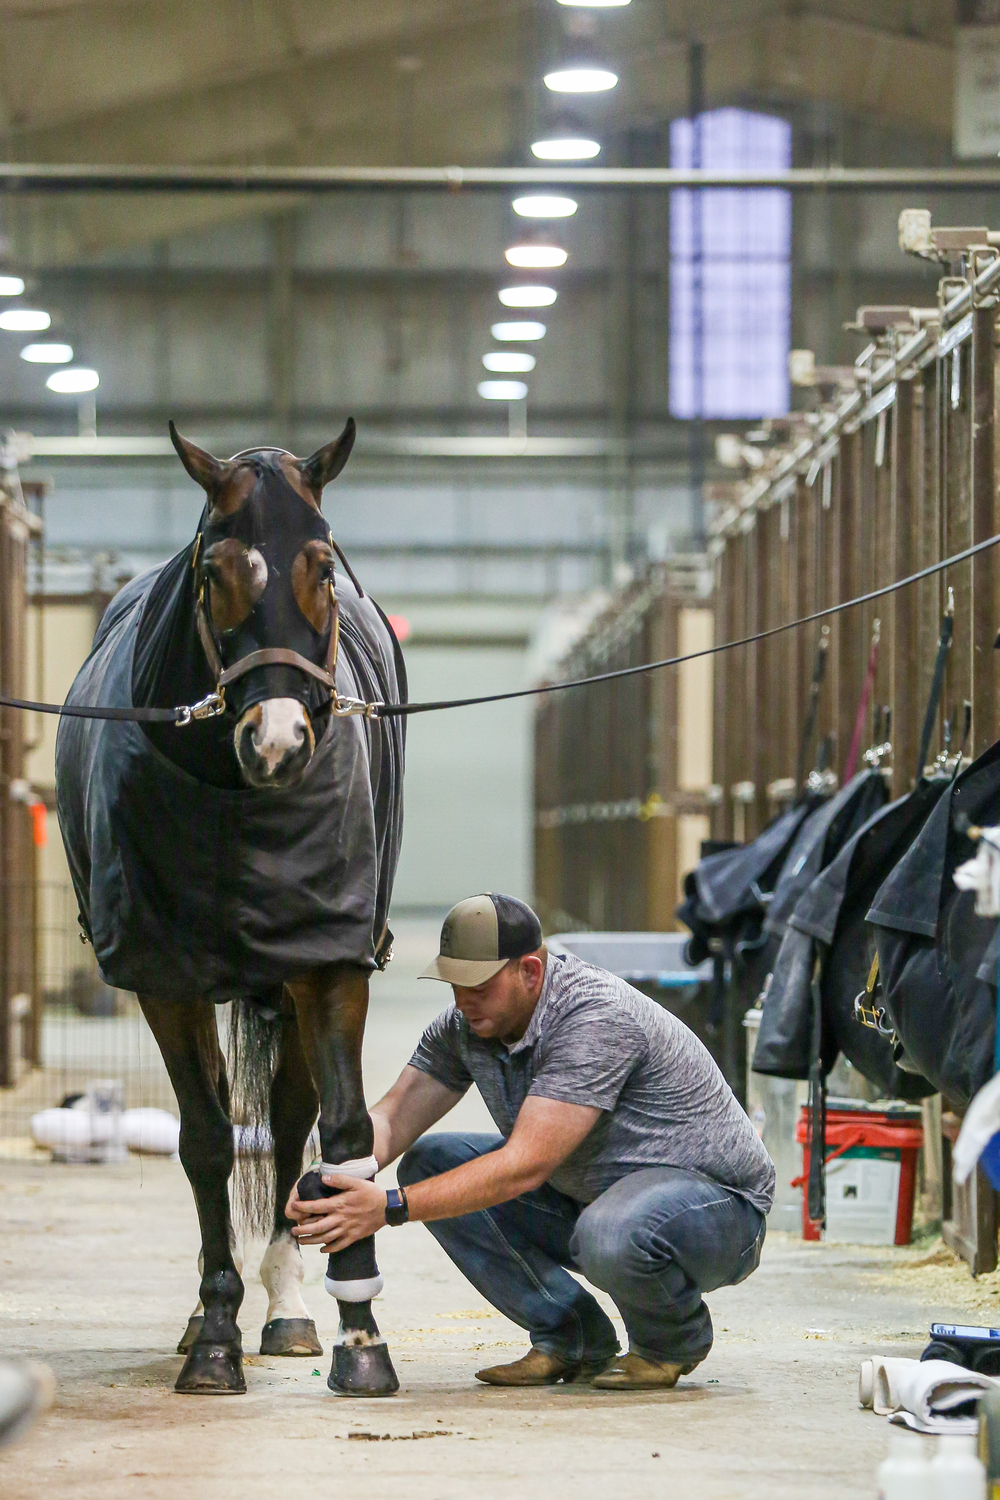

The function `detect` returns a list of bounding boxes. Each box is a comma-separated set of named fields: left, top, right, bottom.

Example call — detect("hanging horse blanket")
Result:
left=752, top=776, right=945, bottom=1097
left=55, top=567, right=405, bottom=1003
left=677, top=800, right=818, bottom=967
left=760, top=769, right=890, bottom=944
left=868, top=742, right=1000, bottom=1106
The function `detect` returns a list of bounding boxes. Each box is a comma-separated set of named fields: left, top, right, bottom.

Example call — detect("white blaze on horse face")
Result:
left=253, top=698, right=309, bottom=774
left=260, top=1232, right=311, bottom=1323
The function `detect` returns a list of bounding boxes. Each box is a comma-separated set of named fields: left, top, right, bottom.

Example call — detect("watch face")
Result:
left=385, top=1188, right=407, bottom=1224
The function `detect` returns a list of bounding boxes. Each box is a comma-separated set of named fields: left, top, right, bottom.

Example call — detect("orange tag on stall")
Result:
left=29, top=801, right=47, bottom=848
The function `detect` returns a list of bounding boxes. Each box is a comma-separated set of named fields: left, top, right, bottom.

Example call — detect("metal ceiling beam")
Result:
left=5, top=163, right=1000, bottom=193
left=18, top=433, right=623, bottom=459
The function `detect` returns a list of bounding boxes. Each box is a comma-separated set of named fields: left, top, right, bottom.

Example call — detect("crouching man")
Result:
left=288, top=894, right=775, bottom=1390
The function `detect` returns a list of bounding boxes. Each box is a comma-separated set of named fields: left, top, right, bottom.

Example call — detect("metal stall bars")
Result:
left=709, top=210, right=1000, bottom=1269
left=534, top=555, right=715, bottom=935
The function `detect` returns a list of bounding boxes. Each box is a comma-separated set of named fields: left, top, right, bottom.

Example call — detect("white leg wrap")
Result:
left=324, top=1273, right=384, bottom=1301
left=317, top=1158, right=383, bottom=1301
left=260, top=1233, right=311, bottom=1322
left=319, top=1155, right=378, bottom=1179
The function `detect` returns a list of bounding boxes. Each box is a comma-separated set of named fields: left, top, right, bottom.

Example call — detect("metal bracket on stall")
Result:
left=788, top=349, right=858, bottom=391
left=899, top=209, right=1000, bottom=265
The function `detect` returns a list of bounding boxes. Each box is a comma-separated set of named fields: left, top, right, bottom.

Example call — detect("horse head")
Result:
left=168, top=418, right=356, bottom=791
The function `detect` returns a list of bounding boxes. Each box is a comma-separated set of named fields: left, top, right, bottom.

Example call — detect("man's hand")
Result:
left=287, top=1173, right=388, bottom=1252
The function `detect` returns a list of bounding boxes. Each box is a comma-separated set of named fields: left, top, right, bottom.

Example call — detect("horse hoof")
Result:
left=177, top=1315, right=204, bottom=1355
left=175, top=1342, right=247, bottom=1395
left=260, top=1318, right=323, bottom=1357
left=328, top=1341, right=399, bottom=1397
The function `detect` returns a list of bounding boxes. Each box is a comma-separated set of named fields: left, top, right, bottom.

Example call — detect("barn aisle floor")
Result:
left=2, top=921, right=996, bottom=1498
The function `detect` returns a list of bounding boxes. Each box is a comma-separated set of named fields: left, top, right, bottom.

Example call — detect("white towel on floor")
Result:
left=859, top=1357, right=917, bottom=1413
left=862, top=1356, right=997, bottom=1433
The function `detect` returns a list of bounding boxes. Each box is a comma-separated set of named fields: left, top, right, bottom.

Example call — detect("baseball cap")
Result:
left=419, top=894, right=543, bottom=986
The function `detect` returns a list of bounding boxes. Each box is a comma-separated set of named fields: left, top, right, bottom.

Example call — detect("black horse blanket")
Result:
left=752, top=777, right=945, bottom=1097
left=56, top=566, right=405, bottom=1003
left=868, top=741, right=1000, bottom=1106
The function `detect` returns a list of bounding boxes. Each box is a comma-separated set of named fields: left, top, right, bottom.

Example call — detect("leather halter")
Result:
left=190, top=554, right=380, bottom=723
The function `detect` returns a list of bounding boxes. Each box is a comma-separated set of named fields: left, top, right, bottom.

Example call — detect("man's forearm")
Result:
left=369, top=1107, right=397, bottom=1171
left=405, top=1145, right=544, bottom=1224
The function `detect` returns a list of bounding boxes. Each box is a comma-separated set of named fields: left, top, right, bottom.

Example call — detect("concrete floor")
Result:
left=2, top=921, right=998, bottom=1498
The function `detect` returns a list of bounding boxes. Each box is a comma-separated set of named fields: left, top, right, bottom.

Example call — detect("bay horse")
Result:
left=55, top=419, right=406, bottom=1397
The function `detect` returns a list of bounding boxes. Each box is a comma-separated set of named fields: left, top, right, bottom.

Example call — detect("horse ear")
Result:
left=298, top=418, right=356, bottom=498
left=168, top=421, right=229, bottom=492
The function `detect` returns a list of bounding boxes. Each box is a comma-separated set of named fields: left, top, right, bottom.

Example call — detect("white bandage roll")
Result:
left=319, top=1155, right=378, bottom=1180
left=324, top=1274, right=384, bottom=1302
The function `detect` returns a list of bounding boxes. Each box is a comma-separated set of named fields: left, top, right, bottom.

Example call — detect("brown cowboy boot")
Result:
left=475, top=1348, right=611, bottom=1386
left=591, top=1351, right=703, bottom=1390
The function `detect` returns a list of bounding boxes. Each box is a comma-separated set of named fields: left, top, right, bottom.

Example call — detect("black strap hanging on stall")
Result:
left=806, top=955, right=827, bottom=1226
left=916, top=592, right=955, bottom=781
left=795, top=628, right=830, bottom=790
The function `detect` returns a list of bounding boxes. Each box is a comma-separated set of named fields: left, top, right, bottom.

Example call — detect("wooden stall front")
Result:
left=534, top=557, right=714, bottom=934
left=708, top=215, right=1000, bottom=1272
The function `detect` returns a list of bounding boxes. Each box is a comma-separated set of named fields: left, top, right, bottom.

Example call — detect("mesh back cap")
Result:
left=419, top=893, right=543, bottom=986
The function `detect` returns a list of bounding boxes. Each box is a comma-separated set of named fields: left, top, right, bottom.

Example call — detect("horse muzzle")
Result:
left=234, top=698, right=316, bottom=789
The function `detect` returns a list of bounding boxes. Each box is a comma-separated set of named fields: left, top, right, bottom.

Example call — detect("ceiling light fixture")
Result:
left=557, top=0, right=630, bottom=6
left=491, top=321, right=547, bottom=341
left=483, top=351, right=536, bottom=373
left=478, top=379, right=528, bottom=401
left=0, top=276, right=25, bottom=297
left=20, top=342, right=73, bottom=363
left=531, top=135, right=600, bottom=160
left=46, top=367, right=99, bottom=393
left=498, top=286, right=558, bottom=307
left=512, top=194, right=578, bottom=218
left=543, top=67, right=618, bottom=92
left=0, top=308, right=51, bottom=332
left=505, top=244, right=568, bottom=268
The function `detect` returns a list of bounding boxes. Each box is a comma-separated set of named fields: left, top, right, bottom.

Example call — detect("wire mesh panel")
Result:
left=0, top=881, right=178, bottom=1159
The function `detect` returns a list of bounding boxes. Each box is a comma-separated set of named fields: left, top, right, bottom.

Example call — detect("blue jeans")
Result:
left=398, top=1132, right=766, bottom=1367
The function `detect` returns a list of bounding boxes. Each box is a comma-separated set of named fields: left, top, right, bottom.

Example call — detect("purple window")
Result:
left=669, top=108, right=792, bottom=419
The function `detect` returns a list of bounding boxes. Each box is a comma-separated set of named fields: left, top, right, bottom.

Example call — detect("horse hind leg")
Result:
left=259, top=1235, right=322, bottom=1355
left=259, top=1003, right=322, bottom=1357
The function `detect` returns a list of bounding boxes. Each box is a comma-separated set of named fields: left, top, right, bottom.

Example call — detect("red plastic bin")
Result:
left=795, top=1105, right=924, bottom=1245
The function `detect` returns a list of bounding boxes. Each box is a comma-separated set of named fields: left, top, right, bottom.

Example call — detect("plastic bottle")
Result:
left=930, top=1433, right=987, bottom=1500
left=877, top=1428, right=935, bottom=1500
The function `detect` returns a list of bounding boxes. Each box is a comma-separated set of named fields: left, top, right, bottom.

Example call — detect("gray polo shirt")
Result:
left=408, top=950, right=775, bottom=1213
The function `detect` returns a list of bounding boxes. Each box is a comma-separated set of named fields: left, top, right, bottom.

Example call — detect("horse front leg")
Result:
left=258, top=1003, right=323, bottom=1357
left=286, top=963, right=399, bottom=1397
left=139, top=996, right=246, bottom=1394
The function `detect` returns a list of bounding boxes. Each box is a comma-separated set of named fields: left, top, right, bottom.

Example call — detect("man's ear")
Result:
left=168, top=421, right=232, bottom=493
left=520, top=952, right=545, bottom=987
left=298, top=417, right=357, bottom=498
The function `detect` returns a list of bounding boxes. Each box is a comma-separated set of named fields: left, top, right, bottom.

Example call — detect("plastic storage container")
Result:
left=795, top=1100, right=923, bottom=1244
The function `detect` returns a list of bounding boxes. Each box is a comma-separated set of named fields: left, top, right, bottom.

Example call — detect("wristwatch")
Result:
left=385, top=1187, right=409, bottom=1227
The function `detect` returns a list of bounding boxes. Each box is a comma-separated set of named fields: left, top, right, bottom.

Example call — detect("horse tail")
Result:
left=226, top=999, right=283, bottom=1237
